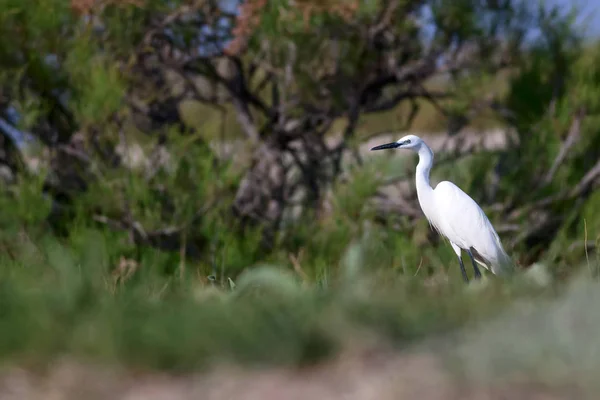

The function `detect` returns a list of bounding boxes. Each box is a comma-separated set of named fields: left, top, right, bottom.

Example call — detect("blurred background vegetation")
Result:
left=0, top=0, right=600, bottom=389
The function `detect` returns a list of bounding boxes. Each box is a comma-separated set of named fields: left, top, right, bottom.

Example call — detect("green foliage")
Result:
left=65, top=35, right=125, bottom=126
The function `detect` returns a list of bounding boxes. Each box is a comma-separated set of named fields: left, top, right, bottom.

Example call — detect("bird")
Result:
left=370, top=134, right=513, bottom=282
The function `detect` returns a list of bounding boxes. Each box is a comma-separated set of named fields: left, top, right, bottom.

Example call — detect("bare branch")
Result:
left=370, top=0, right=400, bottom=37
left=363, top=88, right=450, bottom=114
left=542, top=107, right=585, bottom=185
left=570, top=159, right=600, bottom=198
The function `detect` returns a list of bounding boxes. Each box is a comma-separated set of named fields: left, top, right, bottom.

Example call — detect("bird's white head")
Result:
left=370, top=134, right=424, bottom=152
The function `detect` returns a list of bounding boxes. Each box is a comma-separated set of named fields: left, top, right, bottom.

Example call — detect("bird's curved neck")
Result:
left=415, top=144, right=434, bottom=192
left=414, top=143, right=436, bottom=219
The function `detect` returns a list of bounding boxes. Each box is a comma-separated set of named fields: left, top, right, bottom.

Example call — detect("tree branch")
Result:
left=542, top=107, right=585, bottom=185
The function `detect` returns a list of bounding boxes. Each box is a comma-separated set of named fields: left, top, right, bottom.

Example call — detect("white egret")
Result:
left=371, top=134, right=513, bottom=282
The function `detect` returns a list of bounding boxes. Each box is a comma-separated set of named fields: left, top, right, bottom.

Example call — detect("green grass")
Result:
left=0, top=219, right=587, bottom=374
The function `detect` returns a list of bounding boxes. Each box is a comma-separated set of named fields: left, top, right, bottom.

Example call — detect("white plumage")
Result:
left=371, top=134, right=513, bottom=281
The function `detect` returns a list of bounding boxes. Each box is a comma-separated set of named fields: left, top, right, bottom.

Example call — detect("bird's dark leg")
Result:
left=467, top=250, right=482, bottom=279
left=457, top=256, right=469, bottom=283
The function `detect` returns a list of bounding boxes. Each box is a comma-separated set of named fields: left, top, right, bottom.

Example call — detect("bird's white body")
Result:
left=372, top=134, right=513, bottom=278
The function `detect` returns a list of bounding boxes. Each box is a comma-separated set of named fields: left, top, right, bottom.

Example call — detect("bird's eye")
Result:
left=405, top=139, right=411, bottom=144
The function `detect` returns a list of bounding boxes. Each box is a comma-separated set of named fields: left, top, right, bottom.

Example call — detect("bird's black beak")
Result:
left=370, top=142, right=401, bottom=151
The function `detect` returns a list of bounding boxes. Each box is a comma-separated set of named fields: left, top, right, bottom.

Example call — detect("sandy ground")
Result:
left=0, top=349, right=581, bottom=400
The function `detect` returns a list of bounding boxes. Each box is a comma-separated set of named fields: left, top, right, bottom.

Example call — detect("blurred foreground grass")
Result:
left=0, top=219, right=595, bottom=377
